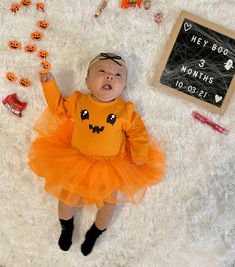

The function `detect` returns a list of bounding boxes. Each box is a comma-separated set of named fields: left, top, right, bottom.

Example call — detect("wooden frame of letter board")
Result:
left=151, top=10, right=235, bottom=114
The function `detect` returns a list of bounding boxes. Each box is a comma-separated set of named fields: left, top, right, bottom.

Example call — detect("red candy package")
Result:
left=121, top=0, right=142, bottom=8
left=2, top=93, right=27, bottom=117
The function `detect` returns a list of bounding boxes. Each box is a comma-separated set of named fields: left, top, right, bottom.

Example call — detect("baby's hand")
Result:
left=133, top=162, right=144, bottom=166
left=40, top=72, right=54, bottom=82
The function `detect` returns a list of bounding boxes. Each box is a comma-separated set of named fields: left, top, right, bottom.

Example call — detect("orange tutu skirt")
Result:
left=28, top=109, right=165, bottom=208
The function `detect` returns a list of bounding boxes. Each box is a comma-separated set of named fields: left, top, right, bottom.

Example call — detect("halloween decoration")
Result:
left=37, top=20, right=49, bottom=30
left=37, top=49, right=49, bottom=60
left=121, top=0, right=142, bottom=8
left=94, top=0, right=108, bottom=18
left=154, top=12, right=163, bottom=24
left=24, top=44, right=37, bottom=53
left=10, top=3, right=21, bottom=13
left=2, top=93, right=27, bottom=117
left=6, top=72, right=17, bottom=83
left=8, top=40, right=22, bottom=50
left=36, top=2, right=45, bottom=11
left=143, top=0, right=151, bottom=10
left=40, top=60, right=51, bottom=70
left=39, top=69, right=49, bottom=77
left=31, top=31, right=43, bottom=41
left=19, top=77, right=31, bottom=87
left=192, top=111, right=229, bottom=135
left=20, top=0, right=31, bottom=7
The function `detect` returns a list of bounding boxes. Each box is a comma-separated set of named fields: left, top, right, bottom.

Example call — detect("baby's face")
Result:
left=86, top=59, right=127, bottom=102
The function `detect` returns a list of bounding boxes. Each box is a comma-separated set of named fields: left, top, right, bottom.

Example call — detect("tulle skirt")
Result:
left=28, top=108, right=165, bottom=208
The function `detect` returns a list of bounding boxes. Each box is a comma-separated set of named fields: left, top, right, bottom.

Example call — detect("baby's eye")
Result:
left=98, top=69, right=105, bottom=73
left=116, top=73, right=122, bottom=77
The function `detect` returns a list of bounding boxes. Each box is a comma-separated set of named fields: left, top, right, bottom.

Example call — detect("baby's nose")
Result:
left=105, top=74, right=114, bottom=80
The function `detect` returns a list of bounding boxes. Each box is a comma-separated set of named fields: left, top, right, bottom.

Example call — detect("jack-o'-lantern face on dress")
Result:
left=6, top=72, right=17, bottom=83
left=21, top=0, right=31, bottom=7
left=80, top=108, right=117, bottom=134
left=31, top=31, right=43, bottom=41
left=38, top=20, right=49, bottom=30
left=10, top=3, right=21, bottom=13
left=8, top=40, right=21, bottom=50
left=19, top=77, right=31, bottom=87
left=24, top=44, right=37, bottom=53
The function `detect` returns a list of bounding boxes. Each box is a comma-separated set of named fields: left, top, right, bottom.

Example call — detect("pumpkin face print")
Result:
left=38, top=20, right=49, bottom=30
left=37, top=49, right=49, bottom=60
left=39, top=69, right=49, bottom=77
left=21, top=0, right=31, bottom=7
left=40, top=60, right=51, bottom=70
left=6, top=72, right=17, bottom=83
left=8, top=40, right=21, bottom=50
left=31, top=31, right=43, bottom=41
left=80, top=109, right=117, bottom=134
left=19, top=77, right=31, bottom=87
left=10, top=3, right=21, bottom=13
left=24, top=44, right=37, bottom=53
left=36, top=2, right=45, bottom=11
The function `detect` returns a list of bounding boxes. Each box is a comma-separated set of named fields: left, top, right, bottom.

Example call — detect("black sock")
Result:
left=81, top=223, right=106, bottom=256
left=58, top=217, right=74, bottom=251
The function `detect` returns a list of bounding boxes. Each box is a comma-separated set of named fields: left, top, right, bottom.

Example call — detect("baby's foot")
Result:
left=58, top=217, right=74, bottom=251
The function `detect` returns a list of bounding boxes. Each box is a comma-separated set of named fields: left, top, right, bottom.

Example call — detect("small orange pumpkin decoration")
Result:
left=39, top=69, right=49, bottom=77
left=19, top=77, right=31, bottom=87
left=31, top=31, right=43, bottom=41
left=20, top=0, right=31, bottom=7
left=36, top=2, right=45, bottom=11
left=10, top=3, right=21, bottom=13
left=40, top=60, right=51, bottom=70
left=24, top=44, right=37, bottom=53
left=8, top=40, right=22, bottom=50
left=6, top=72, right=17, bottom=83
left=37, top=49, right=49, bottom=60
left=38, top=20, right=49, bottom=30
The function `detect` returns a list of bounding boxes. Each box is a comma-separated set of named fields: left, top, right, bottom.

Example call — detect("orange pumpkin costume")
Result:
left=28, top=79, right=165, bottom=207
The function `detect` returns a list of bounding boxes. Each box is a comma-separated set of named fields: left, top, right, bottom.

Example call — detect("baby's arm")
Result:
left=125, top=103, right=149, bottom=164
left=40, top=72, right=79, bottom=116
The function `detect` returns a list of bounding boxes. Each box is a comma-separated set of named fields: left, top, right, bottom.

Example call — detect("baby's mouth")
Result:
left=102, top=84, right=112, bottom=90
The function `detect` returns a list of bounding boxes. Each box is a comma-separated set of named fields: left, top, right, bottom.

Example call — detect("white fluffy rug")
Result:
left=0, top=1, right=235, bottom=266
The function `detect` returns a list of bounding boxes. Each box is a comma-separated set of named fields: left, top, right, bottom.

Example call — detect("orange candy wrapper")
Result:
left=121, top=0, right=142, bottom=8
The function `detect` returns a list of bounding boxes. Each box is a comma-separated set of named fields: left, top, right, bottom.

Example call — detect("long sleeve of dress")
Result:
left=41, top=79, right=80, bottom=117
left=125, top=102, right=149, bottom=163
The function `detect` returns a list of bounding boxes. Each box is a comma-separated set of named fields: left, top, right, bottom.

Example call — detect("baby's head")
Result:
left=86, top=53, right=127, bottom=102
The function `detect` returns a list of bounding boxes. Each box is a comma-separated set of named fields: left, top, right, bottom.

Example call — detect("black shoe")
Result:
left=81, top=223, right=106, bottom=256
left=58, top=217, right=74, bottom=251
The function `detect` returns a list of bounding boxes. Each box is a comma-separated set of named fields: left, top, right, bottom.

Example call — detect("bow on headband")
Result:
left=99, top=53, right=123, bottom=66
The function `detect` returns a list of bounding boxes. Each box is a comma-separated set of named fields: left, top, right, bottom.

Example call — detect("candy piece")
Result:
left=39, top=69, right=49, bottom=77
left=24, top=44, right=37, bottom=53
left=2, top=93, right=27, bottom=117
left=94, top=0, right=108, bottom=18
left=143, top=0, right=151, bottom=10
left=31, top=31, right=43, bottom=41
left=20, top=0, right=31, bottom=7
left=37, top=49, right=49, bottom=60
left=36, top=2, right=45, bottom=11
left=121, top=0, right=142, bottom=8
left=154, top=12, right=163, bottom=24
left=192, top=111, right=229, bottom=135
left=6, top=72, right=17, bottom=83
left=19, top=77, right=31, bottom=87
left=40, top=60, right=51, bottom=70
left=37, top=20, right=49, bottom=30
left=10, top=3, right=21, bottom=13
left=8, top=40, right=22, bottom=50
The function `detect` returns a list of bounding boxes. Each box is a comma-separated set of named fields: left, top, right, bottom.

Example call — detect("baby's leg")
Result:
left=81, top=191, right=117, bottom=256
left=58, top=201, right=76, bottom=251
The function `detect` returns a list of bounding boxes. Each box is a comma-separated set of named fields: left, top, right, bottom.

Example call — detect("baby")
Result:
left=29, top=52, right=164, bottom=255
